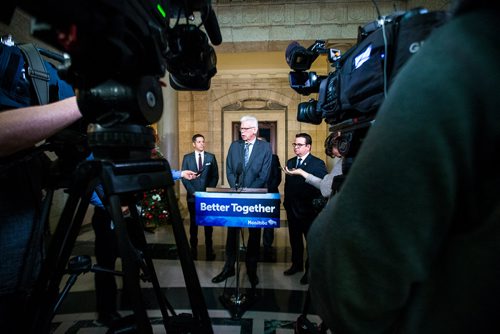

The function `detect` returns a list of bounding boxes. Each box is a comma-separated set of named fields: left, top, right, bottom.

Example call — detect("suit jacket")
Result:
left=268, top=154, right=282, bottom=193
left=181, top=151, right=219, bottom=202
left=284, top=154, right=328, bottom=217
left=226, top=139, right=272, bottom=189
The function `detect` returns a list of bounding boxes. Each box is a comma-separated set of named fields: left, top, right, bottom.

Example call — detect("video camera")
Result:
left=2, top=0, right=222, bottom=187
left=286, top=40, right=341, bottom=124
left=4, top=0, right=221, bottom=160
left=286, top=7, right=448, bottom=158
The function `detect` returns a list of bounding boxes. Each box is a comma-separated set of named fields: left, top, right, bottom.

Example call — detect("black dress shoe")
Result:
left=211, top=268, right=235, bottom=283
left=283, top=266, right=303, bottom=276
left=206, top=253, right=216, bottom=261
left=96, top=311, right=122, bottom=327
left=300, top=272, right=309, bottom=285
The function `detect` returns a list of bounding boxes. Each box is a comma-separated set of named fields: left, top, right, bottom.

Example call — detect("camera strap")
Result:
left=17, top=43, right=50, bottom=105
left=0, top=44, right=52, bottom=172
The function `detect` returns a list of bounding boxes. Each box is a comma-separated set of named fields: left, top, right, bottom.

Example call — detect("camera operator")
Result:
left=307, top=1, right=500, bottom=333
left=0, top=37, right=82, bottom=331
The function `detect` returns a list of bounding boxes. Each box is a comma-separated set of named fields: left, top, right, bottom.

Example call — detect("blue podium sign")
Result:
left=195, top=191, right=280, bottom=228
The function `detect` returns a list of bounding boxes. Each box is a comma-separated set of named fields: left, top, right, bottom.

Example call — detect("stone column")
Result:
left=157, top=77, right=179, bottom=171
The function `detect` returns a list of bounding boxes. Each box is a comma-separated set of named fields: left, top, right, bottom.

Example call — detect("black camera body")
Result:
left=4, top=0, right=222, bottom=161
left=5, top=0, right=221, bottom=127
left=1, top=0, right=222, bottom=167
left=287, top=8, right=448, bottom=157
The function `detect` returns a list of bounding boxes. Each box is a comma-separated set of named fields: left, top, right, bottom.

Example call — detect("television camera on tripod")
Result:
left=1, top=0, right=222, bottom=333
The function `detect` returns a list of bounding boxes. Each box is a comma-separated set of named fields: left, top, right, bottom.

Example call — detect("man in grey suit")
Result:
left=211, top=115, right=272, bottom=291
left=181, top=134, right=219, bottom=261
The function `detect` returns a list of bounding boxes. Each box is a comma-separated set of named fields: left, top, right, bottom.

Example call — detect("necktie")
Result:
left=296, top=158, right=302, bottom=168
left=244, top=143, right=250, bottom=166
left=198, top=153, right=203, bottom=171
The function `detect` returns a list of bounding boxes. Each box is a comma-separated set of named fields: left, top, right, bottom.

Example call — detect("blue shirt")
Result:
left=171, top=169, right=182, bottom=181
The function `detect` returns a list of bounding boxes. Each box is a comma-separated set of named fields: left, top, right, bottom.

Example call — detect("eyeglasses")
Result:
left=292, top=143, right=306, bottom=148
left=240, top=127, right=255, bottom=132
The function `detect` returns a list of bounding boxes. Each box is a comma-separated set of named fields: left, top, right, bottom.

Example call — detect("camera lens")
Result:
left=289, top=71, right=327, bottom=95
left=296, top=100, right=323, bottom=125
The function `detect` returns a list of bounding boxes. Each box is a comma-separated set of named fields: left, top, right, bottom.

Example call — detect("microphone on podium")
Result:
left=235, top=163, right=243, bottom=190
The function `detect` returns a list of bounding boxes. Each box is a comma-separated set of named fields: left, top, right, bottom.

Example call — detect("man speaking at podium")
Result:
left=212, top=115, right=272, bottom=291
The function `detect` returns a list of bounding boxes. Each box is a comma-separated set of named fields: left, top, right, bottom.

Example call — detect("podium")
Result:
left=195, top=188, right=280, bottom=319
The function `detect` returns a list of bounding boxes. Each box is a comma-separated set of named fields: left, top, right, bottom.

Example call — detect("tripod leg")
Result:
left=27, top=161, right=100, bottom=333
left=164, top=185, right=213, bottom=333
left=125, top=198, right=176, bottom=318
left=53, top=274, right=78, bottom=314
left=108, top=194, right=153, bottom=334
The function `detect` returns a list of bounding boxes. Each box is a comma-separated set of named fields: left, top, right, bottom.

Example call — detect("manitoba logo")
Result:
left=267, top=219, right=278, bottom=226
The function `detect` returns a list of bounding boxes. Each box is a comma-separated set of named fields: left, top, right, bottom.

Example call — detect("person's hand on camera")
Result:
left=181, top=170, right=198, bottom=180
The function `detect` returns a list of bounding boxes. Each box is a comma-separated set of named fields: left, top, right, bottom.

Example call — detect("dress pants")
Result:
left=262, top=228, right=274, bottom=249
left=224, top=227, right=261, bottom=276
left=188, top=201, right=214, bottom=256
left=287, top=211, right=316, bottom=269
left=92, top=207, right=118, bottom=315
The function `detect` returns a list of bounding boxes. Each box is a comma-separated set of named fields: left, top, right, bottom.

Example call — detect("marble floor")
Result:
left=48, top=217, right=328, bottom=333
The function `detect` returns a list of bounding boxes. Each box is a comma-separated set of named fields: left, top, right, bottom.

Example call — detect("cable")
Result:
left=371, top=0, right=388, bottom=97
left=371, top=0, right=381, bottom=19
left=381, top=17, right=389, bottom=98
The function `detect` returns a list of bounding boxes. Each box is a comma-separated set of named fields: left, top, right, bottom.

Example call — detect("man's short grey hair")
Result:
left=240, top=115, right=258, bottom=128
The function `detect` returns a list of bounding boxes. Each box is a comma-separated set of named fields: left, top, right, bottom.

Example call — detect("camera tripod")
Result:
left=26, top=142, right=213, bottom=333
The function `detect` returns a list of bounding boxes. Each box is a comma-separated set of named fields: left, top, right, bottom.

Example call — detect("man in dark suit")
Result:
left=181, top=134, right=219, bottom=261
left=283, top=133, right=327, bottom=284
left=211, top=115, right=272, bottom=291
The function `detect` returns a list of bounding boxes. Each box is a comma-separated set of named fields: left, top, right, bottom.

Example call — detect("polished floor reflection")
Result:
left=51, top=220, right=326, bottom=333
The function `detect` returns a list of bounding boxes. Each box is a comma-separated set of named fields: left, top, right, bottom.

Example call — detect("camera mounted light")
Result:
left=286, top=40, right=341, bottom=72
left=286, top=41, right=320, bottom=71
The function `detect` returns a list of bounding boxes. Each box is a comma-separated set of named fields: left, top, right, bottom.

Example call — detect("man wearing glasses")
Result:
left=211, top=115, right=272, bottom=293
left=283, top=133, right=327, bottom=284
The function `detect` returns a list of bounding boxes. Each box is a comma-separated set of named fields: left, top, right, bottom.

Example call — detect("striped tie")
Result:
left=244, top=143, right=250, bottom=166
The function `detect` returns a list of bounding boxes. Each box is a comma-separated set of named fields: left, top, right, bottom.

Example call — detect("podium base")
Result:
left=219, top=290, right=257, bottom=320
